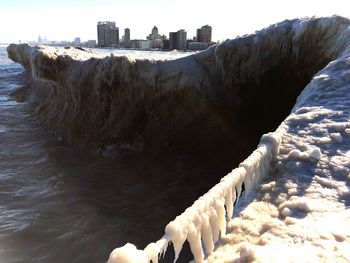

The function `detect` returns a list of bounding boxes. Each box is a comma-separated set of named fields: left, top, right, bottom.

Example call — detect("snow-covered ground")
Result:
left=205, top=57, right=350, bottom=262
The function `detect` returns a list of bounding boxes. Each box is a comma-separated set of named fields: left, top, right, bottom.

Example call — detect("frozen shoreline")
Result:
left=205, top=49, right=350, bottom=263
left=7, top=16, right=350, bottom=262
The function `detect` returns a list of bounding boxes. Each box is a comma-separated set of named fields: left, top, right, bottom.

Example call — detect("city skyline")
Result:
left=1, top=0, right=350, bottom=43
left=95, top=23, right=211, bottom=51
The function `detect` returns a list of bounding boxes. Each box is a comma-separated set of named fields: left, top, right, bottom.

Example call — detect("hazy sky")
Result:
left=1, top=0, right=350, bottom=43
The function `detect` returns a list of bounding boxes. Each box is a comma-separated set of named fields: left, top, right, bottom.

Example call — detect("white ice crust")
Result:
left=106, top=16, right=350, bottom=262
left=36, top=45, right=195, bottom=62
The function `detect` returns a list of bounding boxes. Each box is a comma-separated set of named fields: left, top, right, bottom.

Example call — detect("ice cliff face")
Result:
left=7, top=16, right=350, bottom=154
left=7, top=43, right=229, bottom=153
left=7, top=16, right=350, bottom=262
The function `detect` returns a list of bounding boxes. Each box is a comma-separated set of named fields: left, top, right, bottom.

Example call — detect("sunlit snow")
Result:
left=205, top=55, right=350, bottom=262
left=37, top=45, right=195, bottom=62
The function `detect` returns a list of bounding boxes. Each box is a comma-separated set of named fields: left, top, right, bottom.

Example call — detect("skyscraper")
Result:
left=177, top=29, right=187, bottom=50
left=169, top=29, right=187, bottom=50
left=196, top=25, right=212, bottom=44
left=97, top=21, right=119, bottom=47
left=147, top=26, right=161, bottom=40
left=124, top=28, right=130, bottom=48
left=169, top=32, right=177, bottom=50
left=73, top=37, right=81, bottom=46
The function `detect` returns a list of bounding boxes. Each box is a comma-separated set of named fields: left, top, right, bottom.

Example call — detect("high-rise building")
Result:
left=97, top=21, right=119, bottom=47
left=169, top=32, right=177, bottom=50
left=124, top=28, right=130, bottom=48
left=73, top=37, right=81, bottom=46
left=147, top=26, right=161, bottom=40
left=169, top=29, right=187, bottom=50
left=146, top=26, right=166, bottom=49
left=196, top=25, right=212, bottom=44
left=151, top=26, right=158, bottom=38
left=178, top=30, right=187, bottom=50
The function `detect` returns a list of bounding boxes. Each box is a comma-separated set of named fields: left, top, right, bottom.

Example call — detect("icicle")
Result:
left=201, top=213, right=214, bottom=254
left=225, top=187, right=233, bottom=219
left=232, top=185, right=237, bottom=211
left=144, top=242, right=161, bottom=263
left=153, top=237, right=170, bottom=260
left=187, top=223, right=204, bottom=263
left=209, top=207, right=220, bottom=243
left=214, top=199, right=226, bottom=236
left=164, top=221, right=187, bottom=262
left=236, top=183, right=243, bottom=200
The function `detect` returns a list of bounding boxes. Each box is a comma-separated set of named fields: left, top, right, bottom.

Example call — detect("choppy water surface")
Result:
left=0, top=46, right=233, bottom=263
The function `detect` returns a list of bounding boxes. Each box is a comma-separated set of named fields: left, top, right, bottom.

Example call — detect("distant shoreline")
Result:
left=2, top=43, right=197, bottom=53
left=1, top=43, right=204, bottom=53
left=93, top=46, right=196, bottom=53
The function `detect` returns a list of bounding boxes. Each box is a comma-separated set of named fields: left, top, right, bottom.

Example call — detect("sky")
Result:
left=1, top=0, right=350, bottom=43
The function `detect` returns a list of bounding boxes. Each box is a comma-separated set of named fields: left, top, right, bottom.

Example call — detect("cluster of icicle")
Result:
left=107, top=125, right=286, bottom=263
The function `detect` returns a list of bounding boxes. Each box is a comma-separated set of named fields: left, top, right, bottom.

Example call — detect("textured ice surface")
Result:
left=108, top=16, right=350, bottom=263
left=205, top=35, right=350, bottom=263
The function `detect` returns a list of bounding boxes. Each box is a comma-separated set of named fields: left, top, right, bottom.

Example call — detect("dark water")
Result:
left=0, top=46, right=234, bottom=263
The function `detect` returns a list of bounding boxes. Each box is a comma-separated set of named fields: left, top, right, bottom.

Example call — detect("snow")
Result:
left=94, top=48, right=196, bottom=61
left=107, top=243, right=148, bottom=263
left=36, top=45, right=194, bottom=62
left=205, top=44, right=350, bottom=263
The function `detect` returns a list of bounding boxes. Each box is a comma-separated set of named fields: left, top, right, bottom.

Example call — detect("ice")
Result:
left=330, top=132, right=343, bottom=143
left=345, top=128, right=350, bottom=136
left=7, top=15, right=350, bottom=263
left=106, top=129, right=280, bottom=263
left=34, top=45, right=195, bottom=62
left=107, top=243, right=148, bottom=263
left=308, top=147, right=322, bottom=160
left=206, top=22, right=350, bottom=262
left=105, top=16, right=350, bottom=263
left=292, top=19, right=308, bottom=42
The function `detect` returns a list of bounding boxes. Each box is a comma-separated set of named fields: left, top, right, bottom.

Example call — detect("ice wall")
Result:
left=7, top=16, right=350, bottom=262
left=204, top=36, right=350, bottom=263
left=7, top=16, right=350, bottom=153
left=7, top=43, right=224, bottom=152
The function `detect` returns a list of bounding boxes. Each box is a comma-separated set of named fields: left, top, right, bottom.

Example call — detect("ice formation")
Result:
left=7, top=16, right=350, bottom=262
left=8, top=16, right=350, bottom=153
left=107, top=17, right=350, bottom=263
left=205, top=45, right=350, bottom=263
